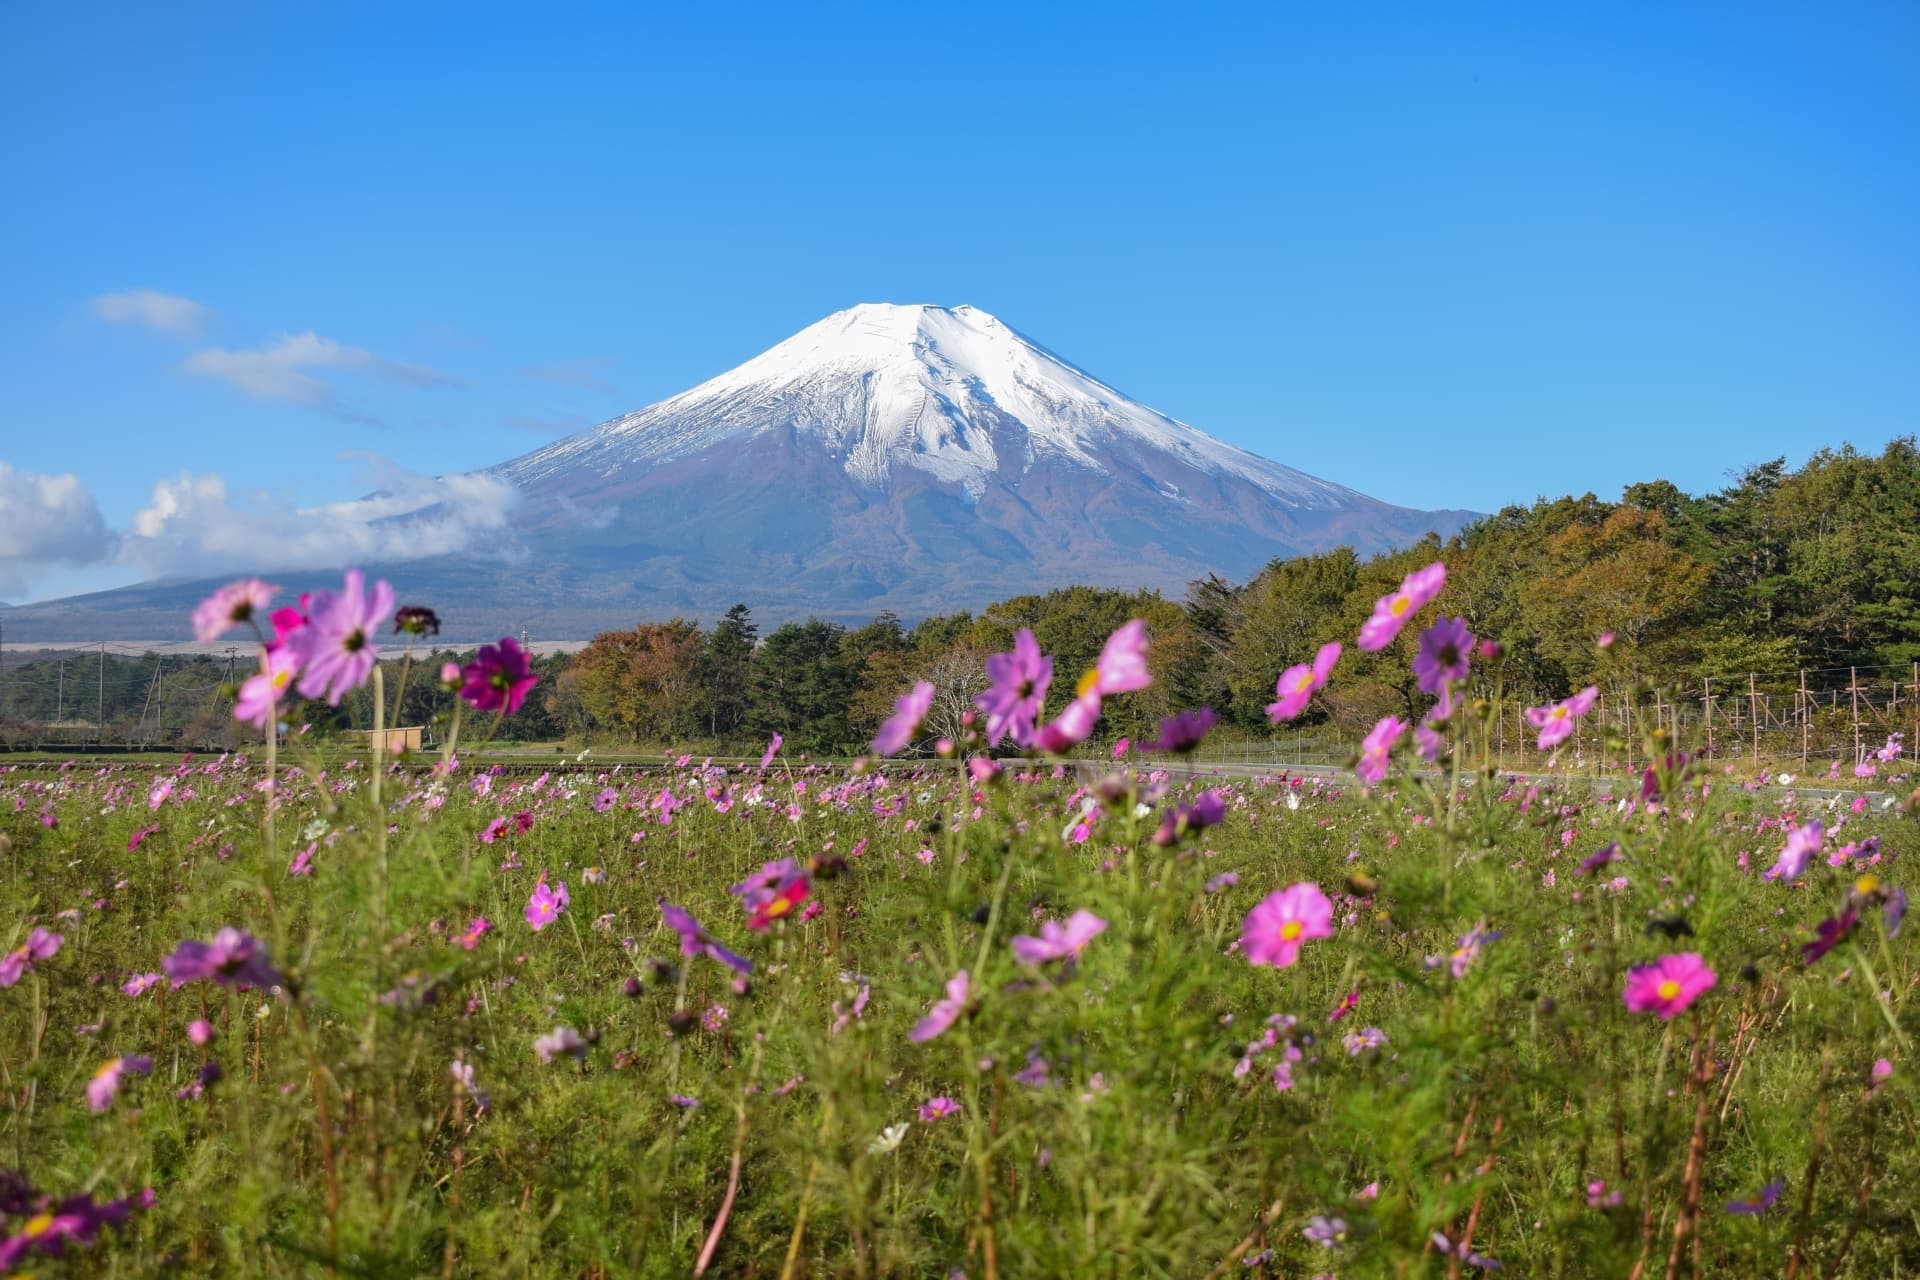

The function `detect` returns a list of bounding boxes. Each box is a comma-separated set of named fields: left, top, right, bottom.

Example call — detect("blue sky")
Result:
left=2, top=3, right=1916, bottom=601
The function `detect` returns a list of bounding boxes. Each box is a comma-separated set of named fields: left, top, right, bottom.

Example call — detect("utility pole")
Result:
left=57, top=658, right=64, bottom=722
left=97, top=642, right=106, bottom=745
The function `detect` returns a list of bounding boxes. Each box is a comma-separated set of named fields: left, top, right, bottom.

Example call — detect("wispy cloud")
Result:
left=503, top=413, right=590, bottom=436
left=0, top=464, right=120, bottom=599
left=90, top=289, right=208, bottom=337
left=523, top=357, right=618, bottom=395
left=182, top=332, right=452, bottom=410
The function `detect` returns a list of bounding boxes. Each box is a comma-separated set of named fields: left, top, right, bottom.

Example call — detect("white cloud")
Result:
left=90, top=289, right=209, bottom=337
left=182, top=332, right=451, bottom=406
left=117, top=455, right=520, bottom=580
left=0, top=463, right=120, bottom=599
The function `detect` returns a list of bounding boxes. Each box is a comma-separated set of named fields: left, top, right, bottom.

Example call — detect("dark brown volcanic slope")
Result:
left=2, top=305, right=1476, bottom=641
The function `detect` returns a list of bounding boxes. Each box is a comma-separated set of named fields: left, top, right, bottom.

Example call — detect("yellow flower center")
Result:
left=1279, top=921, right=1304, bottom=941
left=1552, top=706, right=1569, bottom=720
left=1294, top=673, right=1315, bottom=692
left=1076, top=668, right=1100, bottom=697
left=1856, top=874, right=1881, bottom=895
left=24, top=1210, right=54, bottom=1236
left=1390, top=597, right=1411, bottom=617
left=1657, top=980, right=1680, bottom=1000
left=93, top=1058, right=120, bottom=1081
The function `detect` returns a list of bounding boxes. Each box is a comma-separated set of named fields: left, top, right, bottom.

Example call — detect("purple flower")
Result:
left=1802, top=910, right=1858, bottom=964
left=1575, top=842, right=1622, bottom=876
left=909, top=970, right=970, bottom=1043
left=1151, top=789, right=1227, bottom=845
left=872, top=681, right=936, bottom=755
left=1358, top=562, right=1447, bottom=651
left=1267, top=642, right=1341, bottom=722
left=0, top=928, right=62, bottom=987
left=526, top=874, right=570, bottom=931
left=1430, top=1232, right=1501, bottom=1270
left=1146, top=707, right=1217, bottom=754
left=1302, top=1215, right=1348, bottom=1248
left=161, top=928, right=282, bottom=991
left=1010, top=910, right=1108, bottom=966
left=658, top=899, right=752, bottom=974
left=290, top=569, right=394, bottom=705
left=192, top=579, right=276, bottom=643
left=976, top=630, right=1053, bottom=748
left=460, top=636, right=539, bottom=714
left=1725, top=1179, right=1785, bottom=1215
left=1886, top=887, right=1906, bottom=938
left=1412, top=616, right=1474, bottom=695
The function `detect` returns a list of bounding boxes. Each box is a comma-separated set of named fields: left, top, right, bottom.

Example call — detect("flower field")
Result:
left=0, top=567, right=1914, bottom=1277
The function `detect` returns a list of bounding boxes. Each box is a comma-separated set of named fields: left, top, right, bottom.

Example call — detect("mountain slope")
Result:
left=2, top=304, right=1477, bottom=641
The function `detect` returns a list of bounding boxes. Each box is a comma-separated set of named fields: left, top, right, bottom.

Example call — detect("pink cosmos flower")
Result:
left=1011, top=909, right=1108, bottom=965
left=1765, top=821, right=1822, bottom=883
left=192, top=579, right=276, bottom=643
left=918, top=1095, right=961, bottom=1122
left=1525, top=686, right=1599, bottom=750
left=457, top=917, right=492, bottom=950
left=659, top=899, right=752, bottom=974
left=1266, top=642, right=1341, bottom=722
left=459, top=637, right=538, bottom=714
left=1622, top=953, right=1716, bottom=1018
left=0, top=928, right=62, bottom=987
left=872, top=681, right=936, bottom=756
left=187, top=1019, right=215, bottom=1047
left=290, top=569, right=394, bottom=705
left=533, top=1027, right=588, bottom=1064
left=1356, top=715, right=1407, bottom=786
left=1090, top=619, right=1151, bottom=695
left=86, top=1055, right=153, bottom=1113
left=1032, top=690, right=1102, bottom=755
left=909, top=969, right=970, bottom=1042
left=1357, top=562, right=1447, bottom=651
left=760, top=733, right=782, bottom=769
left=233, top=648, right=298, bottom=730
left=1412, top=616, right=1474, bottom=695
left=976, top=630, right=1053, bottom=747
left=525, top=874, right=569, bottom=931
left=1241, top=883, right=1334, bottom=969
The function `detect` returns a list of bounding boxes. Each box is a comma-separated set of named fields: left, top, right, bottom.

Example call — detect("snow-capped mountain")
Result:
left=4, top=305, right=1477, bottom=641
left=502, top=304, right=1362, bottom=509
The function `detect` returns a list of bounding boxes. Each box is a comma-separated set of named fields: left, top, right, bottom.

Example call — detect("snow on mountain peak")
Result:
left=499, top=303, right=1362, bottom=509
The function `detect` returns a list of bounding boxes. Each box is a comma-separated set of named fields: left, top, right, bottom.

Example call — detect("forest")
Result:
left=4, top=439, right=1917, bottom=757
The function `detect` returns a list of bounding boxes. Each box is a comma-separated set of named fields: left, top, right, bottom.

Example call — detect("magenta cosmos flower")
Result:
left=909, top=969, right=970, bottom=1043
left=192, top=579, right=276, bottom=643
left=1089, top=618, right=1152, bottom=695
left=1356, top=715, right=1407, bottom=786
left=86, top=1055, right=153, bottom=1113
left=290, top=569, right=394, bottom=705
left=1412, top=616, right=1474, bottom=695
left=525, top=874, right=569, bottom=931
left=1267, top=642, right=1341, bottom=722
left=1621, top=953, right=1715, bottom=1018
left=872, top=680, right=936, bottom=755
left=460, top=636, right=539, bottom=714
left=976, top=630, right=1053, bottom=747
left=1357, top=562, right=1447, bottom=652
left=1011, top=910, right=1108, bottom=966
left=1525, top=686, right=1598, bottom=749
left=1242, top=883, right=1334, bottom=969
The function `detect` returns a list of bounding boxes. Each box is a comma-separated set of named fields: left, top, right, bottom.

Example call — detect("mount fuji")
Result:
left=7, top=304, right=1476, bottom=640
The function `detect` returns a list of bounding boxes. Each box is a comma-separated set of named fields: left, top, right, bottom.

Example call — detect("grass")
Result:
left=0, top=726, right=1915, bottom=1277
